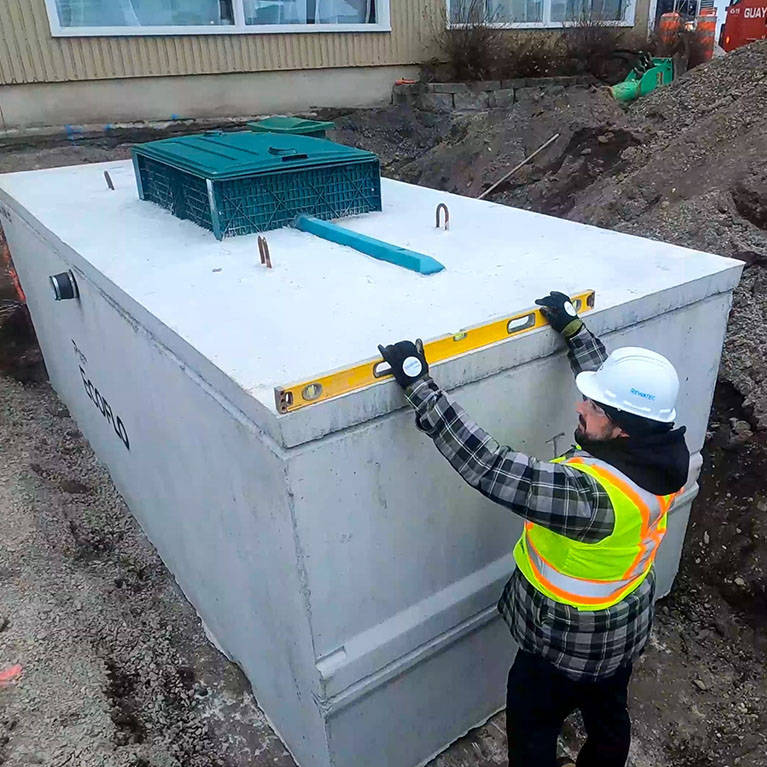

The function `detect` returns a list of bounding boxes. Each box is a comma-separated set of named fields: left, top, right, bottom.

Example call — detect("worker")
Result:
left=377, top=291, right=690, bottom=767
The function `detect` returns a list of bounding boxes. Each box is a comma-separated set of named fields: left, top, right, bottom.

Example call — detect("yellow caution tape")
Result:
left=275, top=290, right=596, bottom=414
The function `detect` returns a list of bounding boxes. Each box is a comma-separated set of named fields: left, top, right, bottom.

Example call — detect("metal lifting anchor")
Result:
left=546, top=432, right=566, bottom=459
left=258, top=236, right=272, bottom=269
left=435, top=203, right=450, bottom=231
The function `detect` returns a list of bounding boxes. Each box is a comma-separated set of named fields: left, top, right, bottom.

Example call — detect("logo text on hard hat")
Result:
left=630, top=387, right=656, bottom=401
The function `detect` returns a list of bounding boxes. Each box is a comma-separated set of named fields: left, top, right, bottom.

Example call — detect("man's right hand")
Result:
left=377, top=339, right=429, bottom=389
left=535, top=291, right=583, bottom=339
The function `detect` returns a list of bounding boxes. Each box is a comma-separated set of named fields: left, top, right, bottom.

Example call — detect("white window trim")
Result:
left=44, top=0, right=391, bottom=36
left=646, top=0, right=658, bottom=32
left=445, top=0, right=636, bottom=28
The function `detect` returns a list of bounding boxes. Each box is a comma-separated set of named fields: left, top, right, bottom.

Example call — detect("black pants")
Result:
left=506, top=650, right=632, bottom=767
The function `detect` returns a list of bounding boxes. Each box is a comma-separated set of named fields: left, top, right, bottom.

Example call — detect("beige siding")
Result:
left=0, top=0, right=441, bottom=85
left=0, top=0, right=652, bottom=87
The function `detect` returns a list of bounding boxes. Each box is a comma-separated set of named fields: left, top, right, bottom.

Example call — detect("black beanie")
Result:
left=600, top=402, right=674, bottom=436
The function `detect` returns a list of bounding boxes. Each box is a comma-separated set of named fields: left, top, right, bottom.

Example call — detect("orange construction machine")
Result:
left=720, top=0, right=767, bottom=51
left=657, top=7, right=717, bottom=64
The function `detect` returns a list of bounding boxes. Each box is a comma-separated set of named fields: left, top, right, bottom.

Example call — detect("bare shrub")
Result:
left=430, top=0, right=508, bottom=81
left=560, top=9, right=629, bottom=78
left=425, top=0, right=642, bottom=83
left=498, top=32, right=567, bottom=78
left=625, top=28, right=660, bottom=55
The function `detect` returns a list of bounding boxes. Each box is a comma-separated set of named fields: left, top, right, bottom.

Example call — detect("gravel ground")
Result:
left=0, top=374, right=295, bottom=767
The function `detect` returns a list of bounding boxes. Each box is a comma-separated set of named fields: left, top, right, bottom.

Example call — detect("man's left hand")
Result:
left=535, top=291, right=583, bottom=339
left=377, top=340, right=429, bottom=389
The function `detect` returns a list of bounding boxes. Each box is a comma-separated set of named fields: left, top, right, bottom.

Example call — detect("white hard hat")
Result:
left=576, top=347, right=679, bottom=423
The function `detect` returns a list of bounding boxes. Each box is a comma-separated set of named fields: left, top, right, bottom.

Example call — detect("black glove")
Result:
left=377, top=339, right=429, bottom=389
left=535, top=291, right=583, bottom=339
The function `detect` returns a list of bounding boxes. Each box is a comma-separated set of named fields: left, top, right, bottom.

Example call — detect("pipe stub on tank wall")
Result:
left=49, top=270, right=79, bottom=301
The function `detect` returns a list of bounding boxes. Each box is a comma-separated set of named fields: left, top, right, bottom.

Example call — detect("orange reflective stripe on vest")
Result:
left=567, top=457, right=676, bottom=580
left=513, top=453, right=680, bottom=610
left=523, top=521, right=643, bottom=606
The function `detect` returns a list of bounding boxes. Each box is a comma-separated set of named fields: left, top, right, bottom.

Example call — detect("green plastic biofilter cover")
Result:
left=131, top=131, right=381, bottom=240
left=247, top=116, right=336, bottom=139
left=133, top=130, right=373, bottom=180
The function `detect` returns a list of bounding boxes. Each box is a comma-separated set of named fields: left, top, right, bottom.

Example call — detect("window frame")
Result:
left=445, top=0, right=637, bottom=28
left=44, top=0, right=391, bottom=36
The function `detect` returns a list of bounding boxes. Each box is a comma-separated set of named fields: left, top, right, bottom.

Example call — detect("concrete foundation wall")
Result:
left=0, top=65, right=419, bottom=131
left=325, top=616, right=515, bottom=767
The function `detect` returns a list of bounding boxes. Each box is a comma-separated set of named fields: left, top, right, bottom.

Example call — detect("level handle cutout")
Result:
left=507, top=313, right=536, bottom=335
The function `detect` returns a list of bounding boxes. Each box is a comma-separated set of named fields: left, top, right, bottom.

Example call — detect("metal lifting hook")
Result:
left=258, top=236, right=272, bottom=269
left=435, top=203, right=450, bottom=231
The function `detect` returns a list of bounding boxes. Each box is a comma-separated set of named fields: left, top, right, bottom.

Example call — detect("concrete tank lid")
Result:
left=0, top=161, right=743, bottom=448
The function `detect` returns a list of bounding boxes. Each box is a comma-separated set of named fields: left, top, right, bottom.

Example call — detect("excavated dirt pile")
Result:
left=565, top=42, right=767, bottom=435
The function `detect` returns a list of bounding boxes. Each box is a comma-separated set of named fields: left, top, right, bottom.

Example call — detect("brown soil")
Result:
left=1, top=40, right=766, bottom=767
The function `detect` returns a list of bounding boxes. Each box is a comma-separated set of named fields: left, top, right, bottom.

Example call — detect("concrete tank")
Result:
left=0, top=161, right=742, bottom=767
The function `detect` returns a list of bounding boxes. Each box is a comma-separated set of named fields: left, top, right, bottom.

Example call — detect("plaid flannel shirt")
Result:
left=405, top=326, right=655, bottom=681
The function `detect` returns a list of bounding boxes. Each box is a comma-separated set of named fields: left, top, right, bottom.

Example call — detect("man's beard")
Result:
left=576, top=417, right=614, bottom=443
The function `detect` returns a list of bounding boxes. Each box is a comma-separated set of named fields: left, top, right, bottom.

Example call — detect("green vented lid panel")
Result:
left=247, top=116, right=335, bottom=137
left=132, top=131, right=373, bottom=181
left=131, top=130, right=382, bottom=240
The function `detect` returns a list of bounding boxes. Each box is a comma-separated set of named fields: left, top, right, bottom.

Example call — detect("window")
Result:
left=488, top=0, right=543, bottom=22
left=46, top=0, right=387, bottom=34
left=54, top=0, right=235, bottom=27
left=243, top=0, right=376, bottom=25
left=550, top=0, right=626, bottom=21
left=448, top=0, right=634, bottom=26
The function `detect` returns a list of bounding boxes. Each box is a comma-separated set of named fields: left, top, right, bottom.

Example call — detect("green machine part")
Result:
left=611, top=57, right=675, bottom=103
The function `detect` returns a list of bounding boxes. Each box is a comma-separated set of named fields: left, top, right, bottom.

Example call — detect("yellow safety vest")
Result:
left=513, top=453, right=679, bottom=611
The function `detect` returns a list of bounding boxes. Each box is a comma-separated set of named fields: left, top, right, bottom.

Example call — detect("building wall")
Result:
left=0, top=0, right=653, bottom=87
left=0, top=0, right=652, bottom=129
left=0, top=0, right=441, bottom=85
